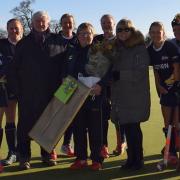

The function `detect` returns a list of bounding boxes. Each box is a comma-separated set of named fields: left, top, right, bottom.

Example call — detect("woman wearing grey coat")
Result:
left=111, top=19, right=150, bottom=170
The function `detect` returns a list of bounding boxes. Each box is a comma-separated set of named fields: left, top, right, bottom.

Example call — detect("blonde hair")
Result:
left=116, top=18, right=135, bottom=34
left=171, top=13, right=180, bottom=27
left=77, top=22, right=95, bottom=35
left=149, top=21, right=165, bottom=32
left=174, top=13, right=180, bottom=20
left=149, top=21, right=166, bottom=39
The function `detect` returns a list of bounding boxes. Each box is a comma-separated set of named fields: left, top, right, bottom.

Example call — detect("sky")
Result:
left=0, top=0, right=180, bottom=37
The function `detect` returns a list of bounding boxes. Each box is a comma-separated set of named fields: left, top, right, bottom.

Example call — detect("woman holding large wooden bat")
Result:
left=63, top=22, right=111, bottom=170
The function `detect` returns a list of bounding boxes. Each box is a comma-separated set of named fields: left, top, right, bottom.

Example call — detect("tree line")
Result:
left=0, top=0, right=61, bottom=38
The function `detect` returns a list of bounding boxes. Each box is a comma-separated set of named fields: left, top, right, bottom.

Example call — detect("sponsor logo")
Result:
left=68, top=55, right=73, bottom=61
left=161, top=56, right=168, bottom=61
left=154, top=63, right=169, bottom=70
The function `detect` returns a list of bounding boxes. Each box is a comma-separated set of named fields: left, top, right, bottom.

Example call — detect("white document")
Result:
left=78, top=73, right=100, bottom=88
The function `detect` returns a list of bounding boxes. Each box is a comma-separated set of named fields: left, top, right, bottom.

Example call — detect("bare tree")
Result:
left=0, top=29, right=7, bottom=38
left=10, top=0, right=35, bottom=35
left=50, top=20, right=61, bottom=34
left=145, top=34, right=151, bottom=47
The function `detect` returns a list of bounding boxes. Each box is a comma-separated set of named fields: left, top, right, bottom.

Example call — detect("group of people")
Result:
left=0, top=10, right=179, bottom=173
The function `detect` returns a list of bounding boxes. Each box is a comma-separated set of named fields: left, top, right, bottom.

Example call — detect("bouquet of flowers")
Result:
left=85, top=39, right=115, bottom=78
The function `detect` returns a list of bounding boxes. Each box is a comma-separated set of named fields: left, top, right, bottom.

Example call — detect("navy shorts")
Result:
left=0, top=83, right=8, bottom=107
left=160, top=92, right=178, bottom=107
left=0, top=83, right=16, bottom=107
left=7, top=86, right=16, bottom=100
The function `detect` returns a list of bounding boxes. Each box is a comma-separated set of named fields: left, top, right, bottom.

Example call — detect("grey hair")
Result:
left=32, top=11, right=50, bottom=23
left=77, top=22, right=95, bottom=35
left=101, top=14, right=115, bottom=24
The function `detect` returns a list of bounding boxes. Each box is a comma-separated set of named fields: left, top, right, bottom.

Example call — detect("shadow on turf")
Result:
left=3, top=156, right=75, bottom=173
left=1, top=154, right=180, bottom=180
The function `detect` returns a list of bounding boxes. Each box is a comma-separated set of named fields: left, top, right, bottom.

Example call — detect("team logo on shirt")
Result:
left=154, top=63, right=169, bottom=70
left=161, top=56, right=168, bottom=61
left=68, top=55, right=73, bottom=61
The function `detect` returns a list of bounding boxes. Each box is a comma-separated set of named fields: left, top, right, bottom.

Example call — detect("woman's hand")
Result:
left=91, top=84, right=102, bottom=96
left=158, top=84, right=168, bottom=94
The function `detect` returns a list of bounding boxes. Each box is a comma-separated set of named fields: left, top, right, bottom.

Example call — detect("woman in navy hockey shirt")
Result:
left=0, top=18, right=23, bottom=166
left=148, top=21, right=180, bottom=165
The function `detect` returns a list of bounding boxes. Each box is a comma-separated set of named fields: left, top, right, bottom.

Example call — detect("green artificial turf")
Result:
left=0, top=70, right=180, bottom=180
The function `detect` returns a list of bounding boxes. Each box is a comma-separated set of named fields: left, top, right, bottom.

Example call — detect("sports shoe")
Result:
left=113, top=146, right=121, bottom=156
left=19, top=158, right=31, bottom=170
left=90, top=161, right=102, bottom=171
left=41, top=156, right=57, bottom=166
left=1, top=151, right=17, bottom=166
left=70, top=160, right=88, bottom=170
left=113, top=142, right=127, bottom=156
left=100, top=145, right=109, bottom=158
left=60, top=144, right=74, bottom=157
left=131, top=161, right=144, bottom=171
left=121, top=161, right=134, bottom=170
left=50, top=149, right=57, bottom=161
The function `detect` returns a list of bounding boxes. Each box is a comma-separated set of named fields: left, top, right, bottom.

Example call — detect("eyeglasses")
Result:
left=117, top=28, right=131, bottom=33
left=78, top=32, right=92, bottom=37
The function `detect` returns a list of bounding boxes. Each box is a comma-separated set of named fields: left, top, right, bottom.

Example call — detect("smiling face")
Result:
left=149, top=24, right=165, bottom=44
left=32, top=16, right=49, bottom=32
left=77, top=27, right=94, bottom=47
left=116, top=25, right=132, bottom=42
left=7, top=20, right=23, bottom=43
left=61, top=16, right=74, bottom=35
left=116, top=19, right=134, bottom=42
left=101, top=16, right=115, bottom=36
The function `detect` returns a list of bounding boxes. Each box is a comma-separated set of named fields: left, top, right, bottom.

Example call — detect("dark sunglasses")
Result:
left=117, top=28, right=131, bottom=33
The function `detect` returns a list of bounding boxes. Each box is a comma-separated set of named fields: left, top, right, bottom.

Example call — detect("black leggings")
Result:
left=122, top=122, right=143, bottom=162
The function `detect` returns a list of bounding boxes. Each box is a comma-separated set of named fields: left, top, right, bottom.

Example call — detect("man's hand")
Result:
left=91, top=84, right=102, bottom=96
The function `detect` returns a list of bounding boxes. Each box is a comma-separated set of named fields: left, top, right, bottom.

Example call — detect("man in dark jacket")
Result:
left=64, top=23, right=111, bottom=170
left=9, top=11, right=65, bottom=170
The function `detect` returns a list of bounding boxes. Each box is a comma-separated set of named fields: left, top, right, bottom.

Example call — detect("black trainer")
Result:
left=41, top=156, right=57, bottom=166
left=121, top=161, right=134, bottom=170
left=131, top=160, right=144, bottom=171
left=19, top=159, right=31, bottom=170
